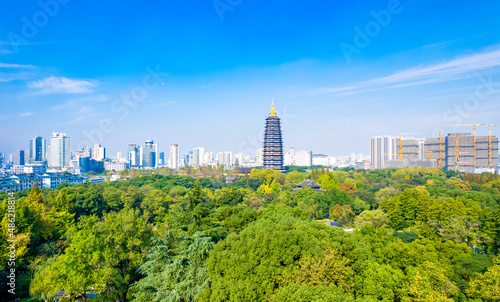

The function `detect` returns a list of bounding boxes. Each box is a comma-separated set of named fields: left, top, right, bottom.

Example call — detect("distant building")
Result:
left=13, top=165, right=25, bottom=174
left=312, top=154, right=329, bottom=167
left=170, top=144, right=180, bottom=170
left=23, top=164, right=47, bottom=174
left=128, top=144, right=140, bottom=166
left=256, top=149, right=264, bottom=166
left=93, top=144, right=106, bottom=161
left=223, top=151, right=232, bottom=166
left=0, top=173, right=86, bottom=192
left=29, top=136, right=46, bottom=163
left=370, top=135, right=394, bottom=169
left=141, top=139, right=158, bottom=168
left=192, top=147, right=205, bottom=166
left=356, top=160, right=371, bottom=170
left=437, top=133, right=499, bottom=173
left=295, top=150, right=313, bottom=167
left=13, top=150, right=25, bottom=166
left=104, top=162, right=129, bottom=171
left=159, top=152, right=165, bottom=165
left=75, top=146, right=92, bottom=159
left=371, top=132, right=499, bottom=172
left=234, top=153, right=244, bottom=167
left=263, top=102, right=284, bottom=170
left=49, top=132, right=71, bottom=167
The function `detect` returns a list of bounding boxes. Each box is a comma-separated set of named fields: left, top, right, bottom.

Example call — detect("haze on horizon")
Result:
left=1, top=0, right=499, bottom=158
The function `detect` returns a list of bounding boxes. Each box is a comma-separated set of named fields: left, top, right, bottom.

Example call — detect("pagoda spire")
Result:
left=270, top=98, right=277, bottom=117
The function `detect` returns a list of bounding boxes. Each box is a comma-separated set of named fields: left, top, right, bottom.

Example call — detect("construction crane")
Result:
left=424, top=150, right=439, bottom=169
left=393, top=133, right=420, bottom=160
left=447, top=124, right=482, bottom=167
left=480, top=124, right=499, bottom=167
left=436, top=131, right=443, bottom=169
left=424, top=150, right=432, bottom=160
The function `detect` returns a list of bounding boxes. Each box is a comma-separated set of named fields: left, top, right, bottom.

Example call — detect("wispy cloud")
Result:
left=20, top=112, right=33, bottom=117
left=0, top=62, right=36, bottom=69
left=28, top=76, right=97, bottom=94
left=317, top=47, right=500, bottom=96
left=0, top=72, right=33, bottom=82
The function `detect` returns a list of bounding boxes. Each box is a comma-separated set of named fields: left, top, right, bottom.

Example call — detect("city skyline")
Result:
left=1, top=1, right=500, bottom=157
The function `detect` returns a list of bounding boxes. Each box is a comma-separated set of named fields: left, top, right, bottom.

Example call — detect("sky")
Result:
left=0, top=0, right=500, bottom=158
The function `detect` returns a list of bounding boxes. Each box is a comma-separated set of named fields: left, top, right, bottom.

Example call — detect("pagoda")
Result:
left=263, top=101, right=284, bottom=170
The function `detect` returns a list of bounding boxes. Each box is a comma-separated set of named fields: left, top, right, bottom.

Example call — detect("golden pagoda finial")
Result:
left=270, top=98, right=277, bottom=116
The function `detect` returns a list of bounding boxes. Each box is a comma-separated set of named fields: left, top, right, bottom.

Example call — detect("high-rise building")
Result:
left=439, top=133, right=498, bottom=173
left=193, top=147, right=205, bottom=166
left=49, top=132, right=71, bottom=167
left=263, top=102, right=284, bottom=170
left=29, top=136, right=46, bottom=162
left=128, top=144, right=140, bottom=167
left=256, top=149, right=264, bottom=166
left=0, top=153, right=4, bottom=168
left=371, top=132, right=499, bottom=172
left=170, top=144, right=180, bottom=170
left=13, top=150, right=25, bottom=166
left=223, top=151, right=232, bottom=166
left=75, top=146, right=92, bottom=159
left=93, top=144, right=106, bottom=161
left=141, top=139, right=158, bottom=168
left=312, top=154, right=329, bottom=166
left=159, top=152, right=165, bottom=165
left=370, top=136, right=394, bottom=169
left=295, top=150, right=313, bottom=167
left=117, top=151, right=122, bottom=160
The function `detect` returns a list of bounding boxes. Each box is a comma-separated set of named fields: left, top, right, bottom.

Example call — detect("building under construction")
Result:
left=371, top=131, right=499, bottom=173
left=425, top=133, right=499, bottom=173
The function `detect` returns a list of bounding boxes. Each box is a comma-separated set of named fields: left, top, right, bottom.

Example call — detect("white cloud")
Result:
left=20, top=112, right=33, bottom=117
left=28, top=76, right=97, bottom=94
left=318, top=47, right=500, bottom=96
left=0, top=62, right=36, bottom=68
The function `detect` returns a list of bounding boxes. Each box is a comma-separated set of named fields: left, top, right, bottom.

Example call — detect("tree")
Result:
left=329, top=204, right=354, bottom=225
left=188, top=180, right=204, bottom=211
left=130, top=232, right=215, bottom=302
left=205, top=206, right=369, bottom=301
left=403, top=261, right=458, bottom=302
left=140, top=189, right=170, bottom=222
left=354, top=209, right=388, bottom=228
left=431, top=216, right=481, bottom=247
left=44, top=209, right=153, bottom=301
left=466, top=257, right=500, bottom=300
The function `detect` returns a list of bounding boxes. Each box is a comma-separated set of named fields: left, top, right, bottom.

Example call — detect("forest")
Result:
left=0, top=166, right=499, bottom=301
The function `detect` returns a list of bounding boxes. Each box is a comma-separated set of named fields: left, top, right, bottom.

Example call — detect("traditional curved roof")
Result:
left=296, top=179, right=322, bottom=188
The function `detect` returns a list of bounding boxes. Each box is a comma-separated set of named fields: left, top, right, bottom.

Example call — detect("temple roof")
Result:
left=296, top=179, right=322, bottom=188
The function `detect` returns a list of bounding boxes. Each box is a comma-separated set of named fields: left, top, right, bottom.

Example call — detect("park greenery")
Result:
left=1, top=166, right=500, bottom=301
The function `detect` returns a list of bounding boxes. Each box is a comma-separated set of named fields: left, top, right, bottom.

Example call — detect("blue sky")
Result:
left=1, top=0, right=500, bottom=158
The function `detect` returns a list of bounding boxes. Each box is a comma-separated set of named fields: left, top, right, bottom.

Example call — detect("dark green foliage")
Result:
left=1, top=168, right=499, bottom=301
left=393, top=231, right=419, bottom=243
